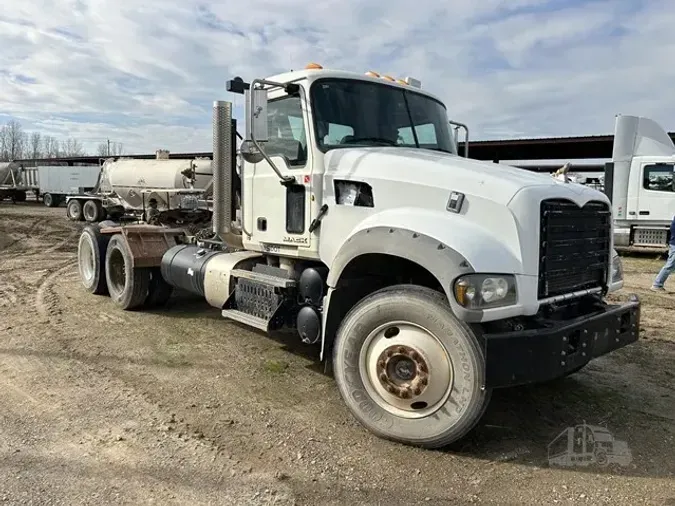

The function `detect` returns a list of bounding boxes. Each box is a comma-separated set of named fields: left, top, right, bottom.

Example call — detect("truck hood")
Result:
left=323, top=146, right=586, bottom=206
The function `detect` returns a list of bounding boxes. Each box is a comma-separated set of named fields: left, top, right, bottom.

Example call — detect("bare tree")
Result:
left=43, top=136, right=59, bottom=158
left=111, top=142, right=124, bottom=156
left=29, top=131, right=42, bottom=160
left=61, top=138, right=85, bottom=157
left=5, top=120, right=26, bottom=160
left=96, top=140, right=124, bottom=157
left=0, top=125, right=7, bottom=161
left=96, top=142, right=108, bottom=157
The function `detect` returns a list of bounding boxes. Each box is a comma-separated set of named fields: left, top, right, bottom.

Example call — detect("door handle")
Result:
left=639, top=210, right=650, bottom=215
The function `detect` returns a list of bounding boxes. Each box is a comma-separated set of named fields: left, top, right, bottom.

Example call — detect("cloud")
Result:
left=1, top=0, right=674, bottom=157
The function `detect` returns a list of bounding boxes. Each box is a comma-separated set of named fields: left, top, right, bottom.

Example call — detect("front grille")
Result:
left=538, top=199, right=611, bottom=299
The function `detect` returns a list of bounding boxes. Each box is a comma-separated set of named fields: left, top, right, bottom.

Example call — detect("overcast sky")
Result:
left=1, top=0, right=673, bottom=155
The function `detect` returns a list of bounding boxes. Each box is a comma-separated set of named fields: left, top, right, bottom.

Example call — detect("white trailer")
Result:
left=74, top=64, right=640, bottom=449
left=38, top=164, right=100, bottom=207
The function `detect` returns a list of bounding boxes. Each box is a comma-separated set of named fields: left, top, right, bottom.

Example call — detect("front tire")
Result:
left=332, top=285, right=491, bottom=449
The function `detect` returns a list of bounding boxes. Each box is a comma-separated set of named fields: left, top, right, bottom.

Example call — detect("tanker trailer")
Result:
left=65, top=157, right=214, bottom=230
left=0, top=161, right=37, bottom=202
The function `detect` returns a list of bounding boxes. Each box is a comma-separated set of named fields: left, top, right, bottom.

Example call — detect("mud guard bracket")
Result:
left=99, top=225, right=185, bottom=268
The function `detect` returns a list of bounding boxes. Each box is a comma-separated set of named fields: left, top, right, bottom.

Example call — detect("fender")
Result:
left=327, top=207, right=524, bottom=289
left=319, top=208, right=526, bottom=362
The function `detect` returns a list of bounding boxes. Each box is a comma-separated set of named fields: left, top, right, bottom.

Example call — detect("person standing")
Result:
left=651, top=215, right=675, bottom=291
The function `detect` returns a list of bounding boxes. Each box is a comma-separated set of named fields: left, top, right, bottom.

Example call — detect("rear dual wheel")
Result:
left=78, top=225, right=110, bottom=295
left=67, top=199, right=84, bottom=221
left=332, top=285, right=491, bottom=449
left=83, top=199, right=104, bottom=222
left=76, top=228, right=173, bottom=309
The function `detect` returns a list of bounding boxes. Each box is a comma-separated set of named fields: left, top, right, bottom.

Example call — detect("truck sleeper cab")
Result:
left=76, top=64, right=641, bottom=450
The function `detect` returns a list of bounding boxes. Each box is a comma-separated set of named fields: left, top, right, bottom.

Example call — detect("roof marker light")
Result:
left=365, top=71, right=380, bottom=77
left=382, top=75, right=395, bottom=81
left=306, top=63, right=323, bottom=70
left=404, top=76, right=422, bottom=88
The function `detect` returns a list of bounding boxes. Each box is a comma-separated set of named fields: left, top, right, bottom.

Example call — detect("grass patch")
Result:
left=264, top=359, right=289, bottom=373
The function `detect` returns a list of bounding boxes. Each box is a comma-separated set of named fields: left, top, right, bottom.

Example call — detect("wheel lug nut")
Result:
left=379, top=374, right=387, bottom=382
left=420, top=377, right=428, bottom=386
left=410, top=351, right=419, bottom=361
left=386, top=385, right=395, bottom=393
left=413, top=388, right=422, bottom=396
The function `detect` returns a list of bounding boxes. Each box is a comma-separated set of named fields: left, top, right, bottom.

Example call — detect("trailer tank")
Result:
left=96, top=157, right=212, bottom=210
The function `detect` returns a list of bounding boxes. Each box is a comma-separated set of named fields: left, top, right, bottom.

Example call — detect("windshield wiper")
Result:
left=342, top=137, right=398, bottom=146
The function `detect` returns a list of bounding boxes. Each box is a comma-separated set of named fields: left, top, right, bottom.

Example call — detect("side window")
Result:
left=643, top=164, right=675, bottom=192
left=266, top=96, right=307, bottom=167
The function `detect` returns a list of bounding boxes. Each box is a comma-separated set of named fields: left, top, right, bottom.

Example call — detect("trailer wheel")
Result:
left=104, top=234, right=150, bottom=310
left=67, top=199, right=84, bottom=221
left=43, top=193, right=56, bottom=208
left=77, top=225, right=110, bottom=295
left=145, top=267, right=173, bottom=308
left=332, top=284, right=491, bottom=449
left=83, top=199, right=103, bottom=222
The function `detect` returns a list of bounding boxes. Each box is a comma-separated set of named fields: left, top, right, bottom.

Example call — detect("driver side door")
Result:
left=243, top=92, right=314, bottom=256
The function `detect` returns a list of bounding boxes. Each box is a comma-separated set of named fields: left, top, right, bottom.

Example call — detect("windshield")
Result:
left=310, top=78, right=456, bottom=154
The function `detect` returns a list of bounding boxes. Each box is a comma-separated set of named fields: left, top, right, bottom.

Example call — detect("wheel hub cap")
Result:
left=360, top=321, right=454, bottom=419
left=376, top=345, right=429, bottom=399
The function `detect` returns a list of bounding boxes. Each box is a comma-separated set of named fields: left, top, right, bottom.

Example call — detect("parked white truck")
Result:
left=75, top=64, right=640, bottom=449
left=604, top=114, right=675, bottom=252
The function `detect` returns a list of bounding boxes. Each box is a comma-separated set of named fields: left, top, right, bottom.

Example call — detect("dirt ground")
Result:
left=0, top=203, right=673, bottom=506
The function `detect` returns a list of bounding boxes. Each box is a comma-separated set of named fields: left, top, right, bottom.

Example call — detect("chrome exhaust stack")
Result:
left=212, top=100, right=242, bottom=249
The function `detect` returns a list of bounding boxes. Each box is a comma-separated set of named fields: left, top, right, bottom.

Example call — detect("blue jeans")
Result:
left=654, top=244, right=675, bottom=288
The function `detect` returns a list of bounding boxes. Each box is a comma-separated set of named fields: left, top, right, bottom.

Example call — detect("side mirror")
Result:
left=239, top=140, right=265, bottom=164
left=245, top=88, right=269, bottom=142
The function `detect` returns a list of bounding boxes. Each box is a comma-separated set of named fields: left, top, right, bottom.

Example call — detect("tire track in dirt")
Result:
left=23, top=259, right=300, bottom=505
left=34, top=261, right=77, bottom=320
left=0, top=217, right=44, bottom=255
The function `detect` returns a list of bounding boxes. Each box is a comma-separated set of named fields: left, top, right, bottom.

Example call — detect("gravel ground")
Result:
left=0, top=203, right=674, bottom=506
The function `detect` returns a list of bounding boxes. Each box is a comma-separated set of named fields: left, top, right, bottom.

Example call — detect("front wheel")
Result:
left=332, top=285, right=491, bottom=449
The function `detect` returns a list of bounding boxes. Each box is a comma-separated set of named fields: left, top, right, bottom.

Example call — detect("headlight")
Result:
left=611, top=251, right=623, bottom=284
left=453, top=274, right=517, bottom=310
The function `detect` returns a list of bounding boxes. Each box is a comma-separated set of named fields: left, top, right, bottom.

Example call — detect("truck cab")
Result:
left=606, top=114, right=675, bottom=251
left=77, top=64, right=641, bottom=450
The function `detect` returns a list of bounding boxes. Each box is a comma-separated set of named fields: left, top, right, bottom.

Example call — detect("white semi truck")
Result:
left=75, top=64, right=640, bottom=449
left=519, top=114, right=675, bottom=253
left=604, top=114, right=675, bottom=252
